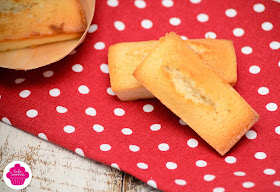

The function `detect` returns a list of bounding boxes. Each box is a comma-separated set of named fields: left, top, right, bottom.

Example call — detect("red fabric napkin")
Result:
left=1, top=0, right=280, bottom=191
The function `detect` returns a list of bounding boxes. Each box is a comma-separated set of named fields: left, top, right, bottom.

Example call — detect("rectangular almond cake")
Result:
left=109, top=39, right=237, bottom=101
left=0, top=0, right=86, bottom=51
left=133, top=33, right=259, bottom=155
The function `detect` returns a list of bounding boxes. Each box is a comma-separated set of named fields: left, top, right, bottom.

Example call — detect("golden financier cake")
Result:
left=0, top=0, right=86, bottom=52
left=109, top=39, right=237, bottom=101
left=133, top=33, right=259, bottom=156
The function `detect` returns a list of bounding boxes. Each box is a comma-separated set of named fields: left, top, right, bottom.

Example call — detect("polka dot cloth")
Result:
left=0, top=1, right=279, bottom=191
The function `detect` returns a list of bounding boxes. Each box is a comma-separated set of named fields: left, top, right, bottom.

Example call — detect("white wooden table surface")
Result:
left=0, top=122, right=161, bottom=192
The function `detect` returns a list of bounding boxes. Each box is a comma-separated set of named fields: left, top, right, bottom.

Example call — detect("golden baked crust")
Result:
left=0, top=0, right=86, bottom=51
left=187, top=39, right=237, bottom=85
left=133, top=33, right=259, bottom=156
left=109, top=40, right=158, bottom=101
left=109, top=39, right=237, bottom=101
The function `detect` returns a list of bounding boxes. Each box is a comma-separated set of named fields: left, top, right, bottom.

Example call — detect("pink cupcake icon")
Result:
left=6, top=164, right=29, bottom=185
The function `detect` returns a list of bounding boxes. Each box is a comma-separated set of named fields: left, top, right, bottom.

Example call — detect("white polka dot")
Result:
left=94, top=42, right=105, bottom=50
left=93, top=124, right=104, bottom=132
left=253, top=3, right=265, bottom=13
left=141, top=19, right=153, bottom=29
left=266, top=103, right=278, bottom=111
left=88, top=24, right=98, bottom=33
left=75, top=148, right=84, bottom=157
left=190, top=0, right=201, bottom=4
left=225, top=8, right=237, bottom=18
left=197, top=13, right=209, bottom=22
left=273, top=181, right=280, bottom=186
left=19, top=90, right=31, bottom=98
left=246, top=130, right=257, bottom=139
left=56, top=106, right=68, bottom=113
left=196, top=160, right=207, bottom=167
left=147, top=180, right=157, bottom=188
left=205, top=32, right=217, bottom=39
left=270, top=41, right=280, bottom=50
left=100, top=144, right=111, bottom=151
left=162, top=0, right=173, bottom=7
left=143, top=104, right=154, bottom=112
left=69, top=50, right=76, bottom=55
left=134, top=0, right=146, bottom=8
left=78, top=85, right=90, bottom=94
left=114, top=21, right=125, bottom=31
left=241, top=46, right=253, bottom=55
left=275, top=126, right=280, bottom=135
left=166, top=162, right=177, bottom=170
left=150, top=124, right=161, bottom=131
left=169, top=17, right=181, bottom=26
left=261, top=22, right=273, bottom=31
left=100, top=64, right=109, bottom=73
left=2, top=117, right=11, bottom=125
left=107, top=0, right=118, bottom=7
left=249, top=65, right=260, bottom=74
left=49, top=88, right=60, bottom=97
left=233, top=28, right=244, bottom=37
left=137, top=162, right=148, bottom=169
left=258, top=87, right=269, bottom=95
left=107, top=87, right=116, bottom=96
left=204, top=174, right=215, bottom=181
left=26, top=109, right=38, bottom=118
left=213, top=187, right=225, bottom=192
left=85, top=107, right=96, bottom=116
left=114, top=108, right=125, bottom=116
left=175, top=179, right=187, bottom=186
left=278, top=61, right=280, bottom=67
left=158, top=143, right=169, bottom=151
left=264, top=168, right=276, bottom=175
left=179, top=119, right=187, bottom=125
left=43, top=70, right=54, bottom=77
left=122, top=128, right=132, bottom=135
left=234, top=171, right=246, bottom=176
left=187, top=138, right=198, bottom=148
left=225, top=156, right=236, bottom=164
left=15, top=78, right=25, bottom=84
left=63, top=125, right=75, bottom=133
left=129, top=145, right=140, bottom=152
left=255, top=152, right=267, bottom=160
left=111, top=163, right=120, bottom=170
left=242, top=182, right=255, bottom=188
left=38, top=133, right=48, bottom=140
left=181, top=36, right=188, bottom=40
left=72, top=64, right=83, bottom=72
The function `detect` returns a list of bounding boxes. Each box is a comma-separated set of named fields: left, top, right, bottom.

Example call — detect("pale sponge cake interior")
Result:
left=0, top=0, right=86, bottom=51
left=108, top=39, right=237, bottom=101
left=133, top=33, right=259, bottom=155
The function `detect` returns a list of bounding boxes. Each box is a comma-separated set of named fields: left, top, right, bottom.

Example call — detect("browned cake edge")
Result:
left=133, top=33, right=259, bottom=156
left=0, top=33, right=83, bottom=52
left=108, top=39, right=237, bottom=101
left=0, top=0, right=87, bottom=51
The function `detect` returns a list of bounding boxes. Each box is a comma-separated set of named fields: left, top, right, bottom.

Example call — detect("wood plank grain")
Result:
left=123, top=173, right=161, bottom=192
left=0, top=122, right=123, bottom=192
left=0, top=122, right=161, bottom=192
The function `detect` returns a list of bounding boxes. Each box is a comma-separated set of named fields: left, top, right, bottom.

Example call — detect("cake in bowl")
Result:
left=0, top=0, right=86, bottom=52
